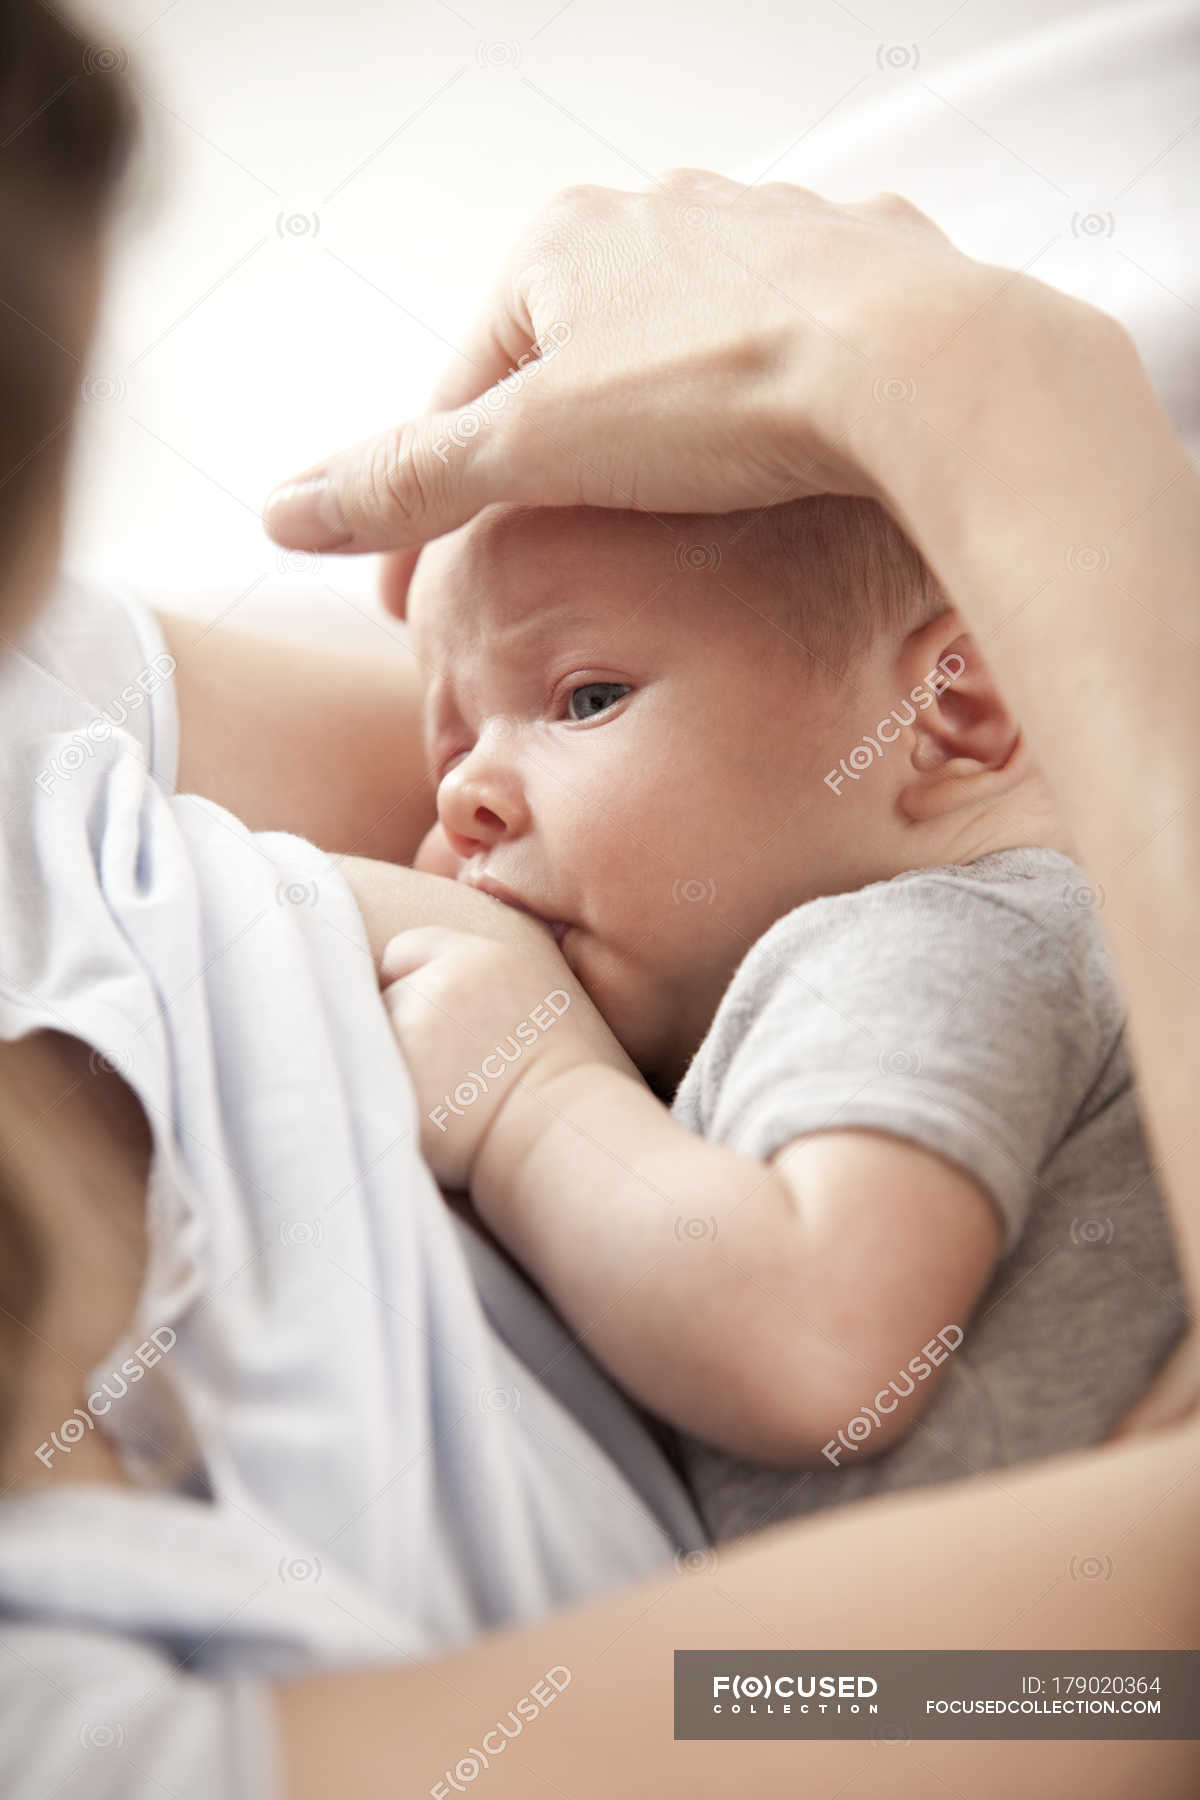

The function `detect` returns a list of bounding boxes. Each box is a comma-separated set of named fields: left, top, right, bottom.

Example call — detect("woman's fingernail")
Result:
left=264, top=477, right=351, bottom=549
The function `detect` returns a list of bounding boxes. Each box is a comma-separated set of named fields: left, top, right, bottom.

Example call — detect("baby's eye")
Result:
left=566, top=682, right=631, bottom=721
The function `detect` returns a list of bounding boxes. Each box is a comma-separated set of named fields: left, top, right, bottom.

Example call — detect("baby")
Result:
left=389, top=495, right=1188, bottom=1544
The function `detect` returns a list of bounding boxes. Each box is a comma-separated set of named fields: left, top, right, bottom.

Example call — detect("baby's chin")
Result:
left=566, top=934, right=691, bottom=1096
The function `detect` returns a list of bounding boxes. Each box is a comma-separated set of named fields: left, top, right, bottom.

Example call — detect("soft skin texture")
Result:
left=5, top=165, right=1197, bottom=1800
left=403, top=500, right=1066, bottom=1092
left=373, top=497, right=1082, bottom=1461
left=381, top=915, right=1003, bottom=1463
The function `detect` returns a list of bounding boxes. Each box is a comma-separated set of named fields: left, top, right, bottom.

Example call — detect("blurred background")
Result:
left=67, top=0, right=1198, bottom=641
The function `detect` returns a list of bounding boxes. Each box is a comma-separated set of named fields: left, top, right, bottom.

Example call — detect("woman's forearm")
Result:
left=159, top=613, right=437, bottom=863
left=275, top=1413, right=1200, bottom=1800
left=859, top=281, right=1200, bottom=1295
left=863, top=278, right=1200, bottom=846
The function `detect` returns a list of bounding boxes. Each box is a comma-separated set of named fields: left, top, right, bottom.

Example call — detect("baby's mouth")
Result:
left=502, top=899, right=570, bottom=944
left=460, top=871, right=572, bottom=945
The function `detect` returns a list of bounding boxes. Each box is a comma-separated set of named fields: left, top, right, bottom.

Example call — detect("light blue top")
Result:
left=0, top=573, right=705, bottom=1800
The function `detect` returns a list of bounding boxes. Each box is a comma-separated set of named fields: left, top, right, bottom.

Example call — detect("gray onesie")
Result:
left=670, top=847, right=1189, bottom=1544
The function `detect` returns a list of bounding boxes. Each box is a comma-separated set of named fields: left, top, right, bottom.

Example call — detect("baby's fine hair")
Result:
left=677, top=495, right=948, bottom=677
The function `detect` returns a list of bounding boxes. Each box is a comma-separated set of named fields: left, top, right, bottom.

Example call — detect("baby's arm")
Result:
left=472, top=1063, right=1000, bottom=1464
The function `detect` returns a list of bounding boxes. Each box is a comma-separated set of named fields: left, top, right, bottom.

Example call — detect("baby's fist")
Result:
left=380, top=924, right=629, bottom=1191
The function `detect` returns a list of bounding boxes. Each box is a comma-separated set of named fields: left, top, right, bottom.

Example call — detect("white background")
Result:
left=66, top=0, right=1196, bottom=637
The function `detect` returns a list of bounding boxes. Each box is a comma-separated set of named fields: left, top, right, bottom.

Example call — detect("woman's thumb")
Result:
left=263, top=411, right=502, bottom=553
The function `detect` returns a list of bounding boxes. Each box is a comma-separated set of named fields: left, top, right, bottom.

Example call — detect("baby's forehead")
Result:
left=409, top=503, right=672, bottom=654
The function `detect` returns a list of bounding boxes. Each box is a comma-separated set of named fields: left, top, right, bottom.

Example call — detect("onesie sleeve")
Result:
left=672, top=865, right=1111, bottom=1256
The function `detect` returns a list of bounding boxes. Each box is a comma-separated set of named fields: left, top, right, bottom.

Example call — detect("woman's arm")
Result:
left=264, top=178, right=1200, bottom=1306
left=264, top=179, right=1200, bottom=1796
left=274, top=1412, right=1200, bottom=1800
left=157, top=613, right=436, bottom=864
left=858, top=288, right=1200, bottom=1303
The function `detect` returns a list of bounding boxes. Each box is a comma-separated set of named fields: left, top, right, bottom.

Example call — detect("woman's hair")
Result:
left=0, top=0, right=139, bottom=560
left=0, top=1, right=138, bottom=1448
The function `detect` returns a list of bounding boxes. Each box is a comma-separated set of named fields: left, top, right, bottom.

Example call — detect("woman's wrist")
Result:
left=838, top=271, right=1185, bottom=675
left=852, top=278, right=1200, bottom=835
left=834, top=281, right=1200, bottom=1305
left=840, top=266, right=1113, bottom=520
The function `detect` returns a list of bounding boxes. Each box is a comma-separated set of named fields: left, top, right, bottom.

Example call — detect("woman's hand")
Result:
left=379, top=925, right=636, bottom=1192
left=263, top=172, right=1007, bottom=572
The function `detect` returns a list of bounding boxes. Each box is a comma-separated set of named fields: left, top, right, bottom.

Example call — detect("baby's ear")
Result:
left=896, top=611, right=1022, bottom=800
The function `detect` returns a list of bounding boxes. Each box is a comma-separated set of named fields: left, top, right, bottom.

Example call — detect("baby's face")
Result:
left=407, top=505, right=879, bottom=1088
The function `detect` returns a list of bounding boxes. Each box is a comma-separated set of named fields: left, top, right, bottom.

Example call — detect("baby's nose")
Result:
left=437, top=755, right=529, bottom=856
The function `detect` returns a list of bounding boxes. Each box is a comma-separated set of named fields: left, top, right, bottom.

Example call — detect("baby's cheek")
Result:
left=412, top=823, right=461, bottom=878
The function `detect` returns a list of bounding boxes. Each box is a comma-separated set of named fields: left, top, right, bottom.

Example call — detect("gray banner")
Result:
left=674, top=1651, right=1200, bottom=1739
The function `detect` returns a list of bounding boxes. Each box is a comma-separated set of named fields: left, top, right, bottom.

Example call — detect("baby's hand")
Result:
left=380, top=925, right=634, bottom=1191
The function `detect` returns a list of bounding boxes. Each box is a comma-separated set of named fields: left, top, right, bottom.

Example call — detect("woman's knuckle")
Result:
left=658, top=166, right=712, bottom=190
left=866, top=189, right=925, bottom=220
left=548, top=182, right=613, bottom=217
left=365, top=424, right=432, bottom=532
left=753, top=179, right=824, bottom=204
